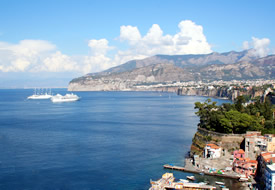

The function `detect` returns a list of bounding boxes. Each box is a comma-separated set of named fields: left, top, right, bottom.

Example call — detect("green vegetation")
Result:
left=194, top=97, right=275, bottom=134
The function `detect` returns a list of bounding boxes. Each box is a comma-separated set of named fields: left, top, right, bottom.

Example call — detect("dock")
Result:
left=163, top=164, right=240, bottom=180
left=150, top=172, right=217, bottom=190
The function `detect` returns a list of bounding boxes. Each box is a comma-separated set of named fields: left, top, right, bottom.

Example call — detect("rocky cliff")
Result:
left=190, top=128, right=245, bottom=156
left=177, top=86, right=265, bottom=101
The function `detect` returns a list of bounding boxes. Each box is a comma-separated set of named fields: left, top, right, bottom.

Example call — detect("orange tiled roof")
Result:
left=261, top=152, right=275, bottom=162
left=265, top=157, right=275, bottom=163
left=245, top=132, right=261, bottom=137
left=206, top=144, right=220, bottom=149
left=263, top=152, right=275, bottom=156
left=239, top=149, right=245, bottom=154
left=261, top=152, right=273, bottom=157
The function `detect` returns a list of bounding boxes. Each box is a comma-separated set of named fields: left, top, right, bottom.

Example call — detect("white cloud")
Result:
left=88, top=39, right=113, bottom=56
left=0, top=40, right=56, bottom=72
left=0, top=40, right=81, bottom=73
left=242, top=41, right=250, bottom=50
left=116, top=20, right=212, bottom=65
left=119, top=25, right=141, bottom=45
left=0, top=20, right=213, bottom=75
left=83, top=54, right=113, bottom=73
left=81, top=38, right=117, bottom=73
left=42, top=51, right=78, bottom=72
left=243, top=37, right=270, bottom=57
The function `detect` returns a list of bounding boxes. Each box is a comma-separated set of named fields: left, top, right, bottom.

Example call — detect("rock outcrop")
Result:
left=190, top=128, right=245, bottom=156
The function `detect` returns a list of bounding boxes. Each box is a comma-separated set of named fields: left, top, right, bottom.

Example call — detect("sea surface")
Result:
left=0, top=89, right=243, bottom=190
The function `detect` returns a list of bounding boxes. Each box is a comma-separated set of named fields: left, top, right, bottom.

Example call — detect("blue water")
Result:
left=0, top=89, right=231, bottom=190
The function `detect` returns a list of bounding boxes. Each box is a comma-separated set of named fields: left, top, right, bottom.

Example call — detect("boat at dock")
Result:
left=198, top=182, right=208, bottom=185
left=179, top=179, right=189, bottom=183
left=51, top=93, right=80, bottom=103
left=239, top=177, right=249, bottom=182
left=186, top=176, right=195, bottom=181
left=163, top=164, right=240, bottom=180
left=215, top=181, right=225, bottom=185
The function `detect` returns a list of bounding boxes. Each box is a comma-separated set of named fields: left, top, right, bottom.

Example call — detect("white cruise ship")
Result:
left=51, top=93, right=80, bottom=103
left=27, top=89, right=53, bottom=99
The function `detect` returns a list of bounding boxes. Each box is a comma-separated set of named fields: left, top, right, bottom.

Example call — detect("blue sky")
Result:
left=0, top=0, right=274, bottom=88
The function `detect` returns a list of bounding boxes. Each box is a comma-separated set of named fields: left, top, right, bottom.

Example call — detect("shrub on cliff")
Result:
left=194, top=97, right=274, bottom=134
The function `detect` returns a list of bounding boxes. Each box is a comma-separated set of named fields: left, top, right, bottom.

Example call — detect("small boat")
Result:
left=215, top=181, right=225, bottom=185
left=198, top=182, right=207, bottom=185
left=51, top=93, right=80, bottom=103
left=186, top=176, right=195, bottom=181
left=179, top=179, right=189, bottom=183
left=239, top=177, right=249, bottom=182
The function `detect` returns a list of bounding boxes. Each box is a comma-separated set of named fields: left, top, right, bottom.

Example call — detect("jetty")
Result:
left=163, top=164, right=240, bottom=180
left=150, top=173, right=216, bottom=190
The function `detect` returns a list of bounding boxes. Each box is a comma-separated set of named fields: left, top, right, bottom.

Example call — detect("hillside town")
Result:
left=136, top=79, right=275, bottom=101
left=150, top=131, right=274, bottom=190
left=149, top=82, right=275, bottom=190
left=192, top=131, right=275, bottom=189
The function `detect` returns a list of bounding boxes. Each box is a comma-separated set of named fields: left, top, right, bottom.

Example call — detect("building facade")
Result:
left=233, top=158, right=257, bottom=177
left=204, top=144, right=221, bottom=159
left=265, top=134, right=275, bottom=152
left=258, top=152, right=275, bottom=189
left=265, top=165, right=275, bottom=190
left=245, top=131, right=267, bottom=159
left=233, top=149, right=245, bottom=161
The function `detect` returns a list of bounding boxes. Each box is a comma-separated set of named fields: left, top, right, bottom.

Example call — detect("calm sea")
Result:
left=0, top=89, right=243, bottom=190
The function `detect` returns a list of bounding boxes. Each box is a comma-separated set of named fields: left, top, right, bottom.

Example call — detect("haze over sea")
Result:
left=0, top=89, right=233, bottom=190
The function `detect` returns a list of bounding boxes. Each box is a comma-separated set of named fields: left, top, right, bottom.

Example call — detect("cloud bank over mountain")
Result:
left=243, top=37, right=270, bottom=57
left=0, top=20, right=272, bottom=79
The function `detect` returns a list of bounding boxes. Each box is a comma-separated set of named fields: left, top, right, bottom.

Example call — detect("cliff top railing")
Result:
left=198, top=127, right=246, bottom=137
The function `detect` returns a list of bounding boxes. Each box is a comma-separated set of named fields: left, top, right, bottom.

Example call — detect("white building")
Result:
left=265, top=164, right=275, bottom=190
left=204, top=144, right=221, bottom=159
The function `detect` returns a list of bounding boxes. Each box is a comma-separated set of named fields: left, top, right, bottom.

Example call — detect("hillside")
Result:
left=90, top=50, right=255, bottom=76
left=68, top=51, right=275, bottom=91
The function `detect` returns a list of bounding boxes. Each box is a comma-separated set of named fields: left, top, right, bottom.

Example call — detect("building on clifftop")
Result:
left=204, top=144, right=221, bottom=159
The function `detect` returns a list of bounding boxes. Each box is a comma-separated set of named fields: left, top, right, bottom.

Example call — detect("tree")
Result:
left=194, top=96, right=274, bottom=134
left=263, top=99, right=273, bottom=120
left=235, top=96, right=245, bottom=112
left=194, top=99, right=218, bottom=130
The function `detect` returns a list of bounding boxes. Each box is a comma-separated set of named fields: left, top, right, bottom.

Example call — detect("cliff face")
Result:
left=177, top=86, right=265, bottom=101
left=190, top=128, right=245, bottom=156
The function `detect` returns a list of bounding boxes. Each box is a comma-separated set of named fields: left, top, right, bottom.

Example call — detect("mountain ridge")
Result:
left=89, top=50, right=256, bottom=76
left=69, top=50, right=275, bottom=91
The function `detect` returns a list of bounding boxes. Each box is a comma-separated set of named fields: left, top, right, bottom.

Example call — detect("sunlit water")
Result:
left=0, top=89, right=244, bottom=189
